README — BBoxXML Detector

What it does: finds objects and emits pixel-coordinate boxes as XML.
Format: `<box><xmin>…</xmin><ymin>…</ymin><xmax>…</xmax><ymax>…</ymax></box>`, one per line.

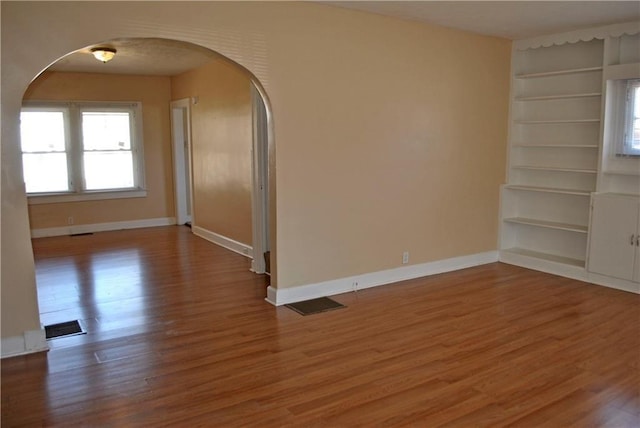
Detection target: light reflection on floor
<box><xmin>37</xmin><ymin>248</ymin><xmax>147</xmax><ymax>346</ymax></box>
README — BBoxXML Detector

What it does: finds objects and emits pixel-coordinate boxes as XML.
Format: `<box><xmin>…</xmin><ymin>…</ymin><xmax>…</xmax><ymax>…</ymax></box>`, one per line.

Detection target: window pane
<box><xmin>84</xmin><ymin>151</ymin><xmax>134</xmax><ymax>190</ymax></box>
<box><xmin>20</xmin><ymin>111</ymin><xmax>66</xmax><ymax>152</ymax></box>
<box><xmin>633</xmin><ymin>118</ymin><xmax>640</xmax><ymax>150</ymax></box>
<box><xmin>82</xmin><ymin>112</ymin><xmax>131</xmax><ymax>150</ymax></box>
<box><xmin>632</xmin><ymin>86</ymin><xmax>640</xmax><ymax>150</ymax></box>
<box><xmin>22</xmin><ymin>153</ymin><xmax>69</xmax><ymax>193</ymax></box>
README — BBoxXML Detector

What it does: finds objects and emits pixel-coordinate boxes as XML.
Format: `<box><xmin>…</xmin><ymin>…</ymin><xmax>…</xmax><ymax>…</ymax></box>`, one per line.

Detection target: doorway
<box><xmin>171</xmin><ymin>98</ymin><xmax>193</xmax><ymax>226</ymax></box>
<box><xmin>15</xmin><ymin>38</ymin><xmax>277</xmax><ymax>355</ymax></box>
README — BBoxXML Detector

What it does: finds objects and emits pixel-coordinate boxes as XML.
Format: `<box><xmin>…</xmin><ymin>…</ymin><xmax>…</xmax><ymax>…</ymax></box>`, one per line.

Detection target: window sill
<box><xmin>27</xmin><ymin>189</ymin><xmax>147</xmax><ymax>205</ymax></box>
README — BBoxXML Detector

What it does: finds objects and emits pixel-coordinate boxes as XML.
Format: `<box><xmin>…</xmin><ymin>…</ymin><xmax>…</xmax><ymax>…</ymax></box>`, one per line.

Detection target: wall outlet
<box><xmin>67</xmin><ymin>216</ymin><xmax>74</xmax><ymax>225</ymax></box>
<box><xmin>402</xmin><ymin>251</ymin><xmax>409</xmax><ymax>264</ymax></box>
<box><xmin>352</xmin><ymin>281</ymin><xmax>358</xmax><ymax>292</ymax></box>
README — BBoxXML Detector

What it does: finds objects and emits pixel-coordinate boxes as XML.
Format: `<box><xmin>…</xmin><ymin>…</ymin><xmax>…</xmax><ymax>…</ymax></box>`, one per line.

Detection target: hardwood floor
<box><xmin>2</xmin><ymin>226</ymin><xmax>639</xmax><ymax>426</ymax></box>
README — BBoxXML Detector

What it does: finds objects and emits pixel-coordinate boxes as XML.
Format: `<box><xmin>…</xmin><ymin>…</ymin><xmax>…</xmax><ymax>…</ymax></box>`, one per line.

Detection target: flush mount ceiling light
<box><xmin>91</xmin><ymin>47</ymin><xmax>117</xmax><ymax>63</ymax></box>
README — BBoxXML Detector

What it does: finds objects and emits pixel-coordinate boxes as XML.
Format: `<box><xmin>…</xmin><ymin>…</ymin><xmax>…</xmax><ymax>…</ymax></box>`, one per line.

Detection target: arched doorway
<box><xmin>24</xmin><ymin>37</ymin><xmax>272</xmax><ymax>267</ymax></box>
<box><xmin>1</xmin><ymin>0</ymin><xmax>285</xmax><ymax>359</ymax></box>
<box><xmin>19</xmin><ymin>37</ymin><xmax>275</xmax><ymax>337</ymax></box>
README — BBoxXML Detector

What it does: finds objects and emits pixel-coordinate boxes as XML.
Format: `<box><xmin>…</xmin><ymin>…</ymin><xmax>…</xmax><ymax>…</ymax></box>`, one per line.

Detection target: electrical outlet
<box><xmin>68</xmin><ymin>216</ymin><xmax>74</xmax><ymax>225</ymax></box>
<box><xmin>402</xmin><ymin>251</ymin><xmax>409</xmax><ymax>264</ymax></box>
<box><xmin>352</xmin><ymin>281</ymin><xmax>358</xmax><ymax>292</ymax></box>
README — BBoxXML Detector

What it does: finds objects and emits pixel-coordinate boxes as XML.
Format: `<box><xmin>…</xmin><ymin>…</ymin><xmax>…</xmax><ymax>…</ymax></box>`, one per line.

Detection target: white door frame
<box><xmin>251</xmin><ymin>84</ymin><xmax>269</xmax><ymax>274</ymax></box>
<box><xmin>170</xmin><ymin>98</ymin><xmax>194</xmax><ymax>226</ymax></box>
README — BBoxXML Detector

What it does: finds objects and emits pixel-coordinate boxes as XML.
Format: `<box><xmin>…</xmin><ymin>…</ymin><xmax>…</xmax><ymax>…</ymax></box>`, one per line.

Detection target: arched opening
<box><xmin>19</xmin><ymin>37</ymin><xmax>275</xmax><ymax>339</ymax></box>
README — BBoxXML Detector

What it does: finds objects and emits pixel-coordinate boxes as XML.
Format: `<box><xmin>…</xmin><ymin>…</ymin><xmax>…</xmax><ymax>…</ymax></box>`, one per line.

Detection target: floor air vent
<box><xmin>285</xmin><ymin>297</ymin><xmax>346</xmax><ymax>316</ymax></box>
<box><xmin>45</xmin><ymin>320</ymin><xmax>85</xmax><ymax>339</ymax></box>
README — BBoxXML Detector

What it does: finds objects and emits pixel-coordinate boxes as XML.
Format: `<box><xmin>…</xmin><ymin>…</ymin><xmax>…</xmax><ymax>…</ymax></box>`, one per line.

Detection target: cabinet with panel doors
<box><xmin>588</xmin><ymin>193</ymin><xmax>640</xmax><ymax>284</ymax></box>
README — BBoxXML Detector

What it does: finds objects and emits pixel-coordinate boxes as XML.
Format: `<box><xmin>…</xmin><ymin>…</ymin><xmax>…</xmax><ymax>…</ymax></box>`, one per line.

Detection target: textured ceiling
<box><xmin>323</xmin><ymin>1</ymin><xmax>640</xmax><ymax>40</ymax></box>
<box><xmin>47</xmin><ymin>3</ymin><xmax>640</xmax><ymax>77</ymax></box>
<box><xmin>49</xmin><ymin>38</ymin><xmax>218</xmax><ymax>76</ymax></box>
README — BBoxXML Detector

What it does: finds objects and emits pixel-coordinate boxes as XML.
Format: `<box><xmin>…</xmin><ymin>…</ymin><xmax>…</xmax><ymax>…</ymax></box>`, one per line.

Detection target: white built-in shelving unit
<box><xmin>500</xmin><ymin>21</ymin><xmax>640</xmax><ymax>293</ymax></box>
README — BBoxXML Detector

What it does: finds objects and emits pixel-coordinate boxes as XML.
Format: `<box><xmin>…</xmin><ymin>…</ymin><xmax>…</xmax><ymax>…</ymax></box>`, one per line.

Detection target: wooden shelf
<box><xmin>515</xmin><ymin>93</ymin><xmax>601</xmax><ymax>102</ymax></box>
<box><xmin>515</xmin><ymin>66</ymin><xmax>603</xmax><ymax>79</ymax></box>
<box><xmin>512</xmin><ymin>144</ymin><xmax>598</xmax><ymax>149</ymax></box>
<box><xmin>504</xmin><ymin>185</ymin><xmax>591</xmax><ymax>196</ymax></box>
<box><xmin>504</xmin><ymin>217</ymin><xmax>588</xmax><ymax>233</ymax></box>
<box><xmin>512</xmin><ymin>165</ymin><xmax>598</xmax><ymax>174</ymax></box>
<box><xmin>501</xmin><ymin>247</ymin><xmax>585</xmax><ymax>268</ymax></box>
<box><xmin>515</xmin><ymin>119</ymin><xmax>600</xmax><ymax>124</ymax></box>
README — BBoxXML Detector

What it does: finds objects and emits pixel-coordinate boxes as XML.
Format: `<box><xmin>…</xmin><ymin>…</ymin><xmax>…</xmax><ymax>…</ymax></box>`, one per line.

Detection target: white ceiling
<box><xmin>324</xmin><ymin>1</ymin><xmax>640</xmax><ymax>40</ymax></box>
<box><xmin>47</xmin><ymin>2</ymin><xmax>640</xmax><ymax>76</ymax></box>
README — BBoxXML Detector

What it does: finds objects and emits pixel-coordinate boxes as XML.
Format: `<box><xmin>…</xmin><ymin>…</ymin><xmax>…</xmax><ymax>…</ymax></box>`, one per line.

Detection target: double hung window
<box><xmin>20</xmin><ymin>102</ymin><xmax>145</xmax><ymax>200</ymax></box>
<box><xmin>613</xmin><ymin>79</ymin><xmax>640</xmax><ymax>157</ymax></box>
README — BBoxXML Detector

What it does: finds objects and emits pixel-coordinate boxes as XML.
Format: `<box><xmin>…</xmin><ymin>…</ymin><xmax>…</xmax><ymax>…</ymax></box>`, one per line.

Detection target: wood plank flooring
<box><xmin>2</xmin><ymin>226</ymin><xmax>639</xmax><ymax>426</ymax></box>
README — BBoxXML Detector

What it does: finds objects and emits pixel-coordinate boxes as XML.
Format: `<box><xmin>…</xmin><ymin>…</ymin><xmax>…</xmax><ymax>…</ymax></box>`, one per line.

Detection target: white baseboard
<box><xmin>587</xmin><ymin>272</ymin><xmax>640</xmax><ymax>294</ymax></box>
<box><xmin>192</xmin><ymin>226</ymin><xmax>253</xmax><ymax>259</ymax></box>
<box><xmin>1</xmin><ymin>328</ymin><xmax>48</xmax><ymax>359</ymax></box>
<box><xmin>265</xmin><ymin>251</ymin><xmax>498</xmax><ymax>306</ymax></box>
<box><xmin>31</xmin><ymin>217</ymin><xmax>176</xmax><ymax>238</ymax></box>
<box><xmin>498</xmin><ymin>250</ymin><xmax>588</xmax><ymax>282</ymax></box>
<box><xmin>499</xmin><ymin>251</ymin><xmax>640</xmax><ymax>295</ymax></box>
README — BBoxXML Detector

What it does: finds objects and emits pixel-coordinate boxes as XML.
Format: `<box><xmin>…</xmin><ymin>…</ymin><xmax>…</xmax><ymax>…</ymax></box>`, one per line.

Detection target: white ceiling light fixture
<box><xmin>91</xmin><ymin>47</ymin><xmax>117</xmax><ymax>63</ymax></box>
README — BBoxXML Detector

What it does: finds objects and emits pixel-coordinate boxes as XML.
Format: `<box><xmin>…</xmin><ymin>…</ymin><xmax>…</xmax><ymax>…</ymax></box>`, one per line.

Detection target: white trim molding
<box><xmin>514</xmin><ymin>21</ymin><xmax>640</xmax><ymax>51</ymax></box>
<box><xmin>28</xmin><ymin>189</ymin><xmax>147</xmax><ymax>205</ymax></box>
<box><xmin>1</xmin><ymin>328</ymin><xmax>48</xmax><ymax>359</ymax></box>
<box><xmin>31</xmin><ymin>217</ymin><xmax>176</xmax><ymax>238</ymax></box>
<box><xmin>192</xmin><ymin>226</ymin><xmax>253</xmax><ymax>259</ymax></box>
<box><xmin>250</xmin><ymin>84</ymin><xmax>269</xmax><ymax>275</ymax></box>
<box><xmin>587</xmin><ymin>272</ymin><xmax>640</xmax><ymax>294</ymax></box>
<box><xmin>499</xmin><ymin>251</ymin><xmax>640</xmax><ymax>295</ymax></box>
<box><xmin>265</xmin><ymin>251</ymin><xmax>498</xmax><ymax>306</ymax></box>
<box><xmin>498</xmin><ymin>250</ymin><xmax>588</xmax><ymax>283</ymax></box>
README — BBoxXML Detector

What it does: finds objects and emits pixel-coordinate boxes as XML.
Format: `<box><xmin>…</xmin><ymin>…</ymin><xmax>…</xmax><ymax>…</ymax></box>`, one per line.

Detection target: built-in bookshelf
<box><xmin>501</xmin><ymin>39</ymin><xmax>603</xmax><ymax>271</ymax></box>
<box><xmin>500</xmin><ymin>22</ymin><xmax>640</xmax><ymax>290</ymax></box>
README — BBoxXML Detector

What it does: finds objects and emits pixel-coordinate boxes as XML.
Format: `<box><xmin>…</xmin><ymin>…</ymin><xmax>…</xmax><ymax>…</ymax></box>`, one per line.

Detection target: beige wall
<box><xmin>1</xmin><ymin>2</ymin><xmax>510</xmax><ymax>342</ymax></box>
<box><xmin>171</xmin><ymin>60</ymin><xmax>253</xmax><ymax>246</ymax></box>
<box><xmin>23</xmin><ymin>71</ymin><xmax>175</xmax><ymax>229</ymax></box>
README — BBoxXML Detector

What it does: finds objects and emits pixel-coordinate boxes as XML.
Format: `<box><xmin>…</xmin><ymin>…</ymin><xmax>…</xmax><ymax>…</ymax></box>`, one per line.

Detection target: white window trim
<box><xmin>620</xmin><ymin>79</ymin><xmax>640</xmax><ymax>157</ymax></box>
<box><xmin>602</xmin><ymin>76</ymin><xmax>640</xmax><ymax>176</ymax></box>
<box><xmin>610</xmin><ymin>79</ymin><xmax>640</xmax><ymax>158</ymax></box>
<box><xmin>22</xmin><ymin>100</ymin><xmax>146</xmax><ymax>203</ymax></box>
<box><xmin>27</xmin><ymin>189</ymin><xmax>148</xmax><ymax>205</ymax></box>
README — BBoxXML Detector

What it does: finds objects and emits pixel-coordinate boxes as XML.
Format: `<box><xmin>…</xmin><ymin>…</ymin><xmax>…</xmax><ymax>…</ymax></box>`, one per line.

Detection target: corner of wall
<box><xmin>1</xmin><ymin>328</ymin><xmax>48</xmax><ymax>359</ymax></box>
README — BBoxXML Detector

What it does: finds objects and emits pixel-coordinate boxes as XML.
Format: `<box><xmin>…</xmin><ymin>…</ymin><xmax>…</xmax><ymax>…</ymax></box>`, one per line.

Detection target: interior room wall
<box><xmin>23</xmin><ymin>71</ymin><xmax>175</xmax><ymax>230</ymax></box>
<box><xmin>171</xmin><ymin>60</ymin><xmax>253</xmax><ymax>246</ymax></box>
<box><xmin>1</xmin><ymin>1</ymin><xmax>510</xmax><ymax>346</ymax></box>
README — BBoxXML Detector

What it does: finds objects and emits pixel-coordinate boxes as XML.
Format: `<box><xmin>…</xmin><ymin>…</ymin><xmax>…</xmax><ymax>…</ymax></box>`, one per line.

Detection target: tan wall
<box><xmin>1</xmin><ymin>2</ymin><xmax>510</xmax><ymax>341</ymax></box>
<box><xmin>171</xmin><ymin>60</ymin><xmax>253</xmax><ymax>246</ymax></box>
<box><xmin>23</xmin><ymin>71</ymin><xmax>175</xmax><ymax>229</ymax></box>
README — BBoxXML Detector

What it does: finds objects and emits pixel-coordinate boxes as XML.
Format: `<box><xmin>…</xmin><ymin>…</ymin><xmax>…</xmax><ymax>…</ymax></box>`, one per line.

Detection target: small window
<box><xmin>616</xmin><ymin>79</ymin><xmax>640</xmax><ymax>157</ymax></box>
<box><xmin>20</xmin><ymin>102</ymin><xmax>145</xmax><ymax>199</ymax></box>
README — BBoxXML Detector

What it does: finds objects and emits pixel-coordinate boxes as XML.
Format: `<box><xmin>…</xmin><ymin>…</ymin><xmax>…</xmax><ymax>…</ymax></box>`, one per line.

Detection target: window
<box><xmin>20</xmin><ymin>109</ymin><xmax>70</xmax><ymax>193</ymax></box>
<box><xmin>20</xmin><ymin>102</ymin><xmax>145</xmax><ymax>200</ymax></box>
<box><xmin>614</xmin><ymin>79</ymin><xmax>640</xmax><ymax>157</ymax></box>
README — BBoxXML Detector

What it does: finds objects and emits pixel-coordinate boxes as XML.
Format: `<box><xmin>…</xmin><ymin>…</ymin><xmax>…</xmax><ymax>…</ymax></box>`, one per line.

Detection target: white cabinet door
<box><xmin>588</xmin><ymin>194</ymin><xmax>639</xmax><ymax>281</ymax></box>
